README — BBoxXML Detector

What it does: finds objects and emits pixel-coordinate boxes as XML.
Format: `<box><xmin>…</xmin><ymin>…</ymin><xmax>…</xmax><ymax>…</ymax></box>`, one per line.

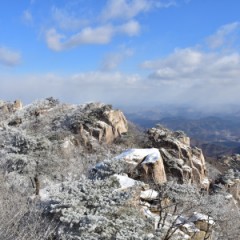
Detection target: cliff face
<box><xmin>147</xmin><ymin>126</ymin><xmax>209</xmax><ymax>188</ymax></box>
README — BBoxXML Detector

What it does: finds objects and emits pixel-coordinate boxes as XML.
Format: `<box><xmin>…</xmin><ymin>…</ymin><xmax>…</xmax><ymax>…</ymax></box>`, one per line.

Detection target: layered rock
<box><xmin>67</xmin><ymin>103</ymin><xmax>128</xmax><ymax>145</ymax></box>
<box><xmin>147</xmin><ymin>126</ymin><xmax>208</xmax><ymax>187</ymax></box>
<box><xmin>89</xmin><ymin>109</ymin><xmax>128</xmax><ymax>144</ymax></box>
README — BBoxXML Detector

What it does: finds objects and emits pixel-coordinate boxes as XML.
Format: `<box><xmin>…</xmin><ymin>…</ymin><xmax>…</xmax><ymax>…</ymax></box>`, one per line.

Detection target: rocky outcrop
<box><xmin>115</xmin><ymin>148</ymin><xmax>167</xmax><ymax>184</ymax></box>
<box><xmin>91</xmin><ymin>109</ymin><xmax>128</xmax><ymax>144</ymax></box>
<box><xmin>0</xmin><ymin>99</ymin><xmax>129</xmax><ymax>196</ymax></box>
<box><xmin>147</xmin><ymin>126</ymin><xmax>208</xmax><ymax>187</ymax></box>
<box><xmin>0</xmin><ymin>99</ymin><xmax>23</xmax><ymax>116</ymax></box>
<box><xmin>13</xmin><ymin>99</ymin><xmax>23</xmax><ymax>110</ymax></box>
<box><xmin>68</xmin><ymin>103</ymin><xmax>128</xmax><ymax>145</ymax></box>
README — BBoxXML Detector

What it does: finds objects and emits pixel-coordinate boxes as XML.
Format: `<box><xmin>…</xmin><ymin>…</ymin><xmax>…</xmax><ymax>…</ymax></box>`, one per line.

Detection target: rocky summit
<box><xmin>0</xmin><ymin>98</ymin><xmax>239</xmax><ymax>240</ymax></box>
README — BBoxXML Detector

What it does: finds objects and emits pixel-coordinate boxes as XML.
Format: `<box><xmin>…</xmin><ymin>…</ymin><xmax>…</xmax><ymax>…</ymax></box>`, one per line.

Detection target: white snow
<box><xmin>39</xmin><ymin>187</ymin><xmax>51</xmax><ymax>201</ymax></box>
<box><xmin>142</xmin><ymin>151</ymin><xmax>160</xmax><ymax>164</ymax></box>
<box><xmin>181</xmin><ymin>222</ymin><xmax>199</xmax><ymax>233</ymax></box>
<box><xmin>189</xmin><ymin>212</ymin><xmax>214</xmax><ymax>225</ymax></box>
<box><xmin>201</xmin><ymin>177</ymin><xmax>210</xmax><ymax>186</ymax></box>
<box><xmin>96</xmin><ymin>120</ymin><xmax>108</xmax><ymax>127</ymax></box>
<box><xmin>140</xmin><ymin>189</ymin><xmax>159</xmax><ymax>201</ymax></box>
<box><xmin>192</xmin><ymin>155</ymin><xmax>203</xmax><ymax>165</ymax></box>
<box><xmin>225</xmin><ymin>194</ymin><xmax>233</xmax><ymax>200</ymax></box>
<box><xmin>62</xmin><ymin>140</ymin><xmax>73</xmax><ymax>149</ymax></box>
<box><xmin>39</xmin><ymin>182</ymin><xmax>62</xmax><ymax>201</ymax></box>
<box><xmin>115</xmin><ymin>148</ymin><xmax>160</xmax><ymax>163</ymax></box>
<box><xmin>114</xmin><ymin>174</ymin><xmax>137</xmax><ymax>189</ymax></box>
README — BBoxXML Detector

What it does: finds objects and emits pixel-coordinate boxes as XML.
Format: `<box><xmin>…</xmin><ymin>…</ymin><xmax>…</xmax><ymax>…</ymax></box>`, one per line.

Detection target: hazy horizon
<box><xmin>1</xmin><ymin>0</ymin><xmax>240</xmax><ymax>113</ymax></box>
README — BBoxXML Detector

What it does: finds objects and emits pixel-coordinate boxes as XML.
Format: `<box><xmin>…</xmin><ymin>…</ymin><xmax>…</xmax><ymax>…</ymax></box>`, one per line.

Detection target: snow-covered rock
<box><xmin>115</xmin><ymin>148</ymin><xmax>167</xmax><ymax>184</ymax></box>
<box><xmin>147</xmin><ymin>126</ymin><xmax>209</xmax><ymax>187</ymax></box>
<box><xmin>114</xmin><ymin>174</ymin><xmax>137</xmax><ymax>189</ymax></box>
<box><xmin>115</xmin><ymin>148</ymin><xmax>159</xmax><ymax>165</ymax></box>
<box><xmin>140</xmin><ymin>189</ymin><xmax>159</xmax><ymax>201</ymax></box>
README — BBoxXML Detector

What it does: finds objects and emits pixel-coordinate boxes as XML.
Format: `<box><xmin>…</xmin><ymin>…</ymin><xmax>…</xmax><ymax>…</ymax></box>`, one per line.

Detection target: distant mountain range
<box><xmin>126</xmin><ymin>110</ymin><xmax>240</xmax><ymax>158</ymax></box>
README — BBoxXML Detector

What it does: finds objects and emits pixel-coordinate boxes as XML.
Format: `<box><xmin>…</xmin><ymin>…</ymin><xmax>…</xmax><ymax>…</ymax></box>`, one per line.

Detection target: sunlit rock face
<box><xmin>114</xmin><ymin>148</ymin><xmax>167</xmax><ymax>184</ymax></box>
<box><xmin>147</xmin><ymin>126</ymin><xmax>208</xmax><ymax>187</ymax></box>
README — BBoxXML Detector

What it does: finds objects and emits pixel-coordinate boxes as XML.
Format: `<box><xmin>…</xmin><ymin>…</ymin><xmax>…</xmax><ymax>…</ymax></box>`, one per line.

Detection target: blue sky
<box><xmin>1</xmin><ymin>0</ymin><xmax>240</xmax><ymax>111</ymax></box>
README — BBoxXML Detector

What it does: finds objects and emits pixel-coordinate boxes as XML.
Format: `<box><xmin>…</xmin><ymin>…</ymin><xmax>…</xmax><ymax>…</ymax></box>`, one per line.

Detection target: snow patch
<box><xmin>114</xmin><ymin>174</ymin><xmax>136</xmax><ymax>189</ymax></box>
<box><xmin>115</xmin><ymin>148</ymin><xmax>160</xmax><ymax>163</ymax></box>
<box><xmin>142</xmin><ymin>151</ymin><xmax>160</xmax><ymax>164</ymax></box>
<box><xmin>189</xmin><ymin>212</ymin><xmax>214</xmax><ymax>225</ymax></box>
<box><xmin>140</xmin><ymin>189</ymin><xmax>159</xmax><ymax>201</ymax></box>
<box><xmin>62</xmin><ymin>140</ymin><xmax>73</xmax><ymax>149</ymax></box>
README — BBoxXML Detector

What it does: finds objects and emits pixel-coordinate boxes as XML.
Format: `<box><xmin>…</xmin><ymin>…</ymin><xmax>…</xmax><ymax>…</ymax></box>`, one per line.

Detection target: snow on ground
<box><xmin>115</xmin><ymin>148</ymin><xmax>160</xmax><ymax>163</ymax></box>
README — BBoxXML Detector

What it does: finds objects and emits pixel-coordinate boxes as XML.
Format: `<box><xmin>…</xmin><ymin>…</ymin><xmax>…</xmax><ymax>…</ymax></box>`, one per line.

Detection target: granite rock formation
<box><xmin>114</xmin><ymin>148</ymin><xmax>167</xmax><ymax>184</ymax></box>
<box><xmin>147</xmin><ymin>126</ymin><xmax>209</xmax><ymax>188</ymax></box>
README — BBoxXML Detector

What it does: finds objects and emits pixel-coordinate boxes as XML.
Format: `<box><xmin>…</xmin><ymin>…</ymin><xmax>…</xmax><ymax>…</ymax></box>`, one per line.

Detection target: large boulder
<box><xmin>115</xmin><ymin>148</ymin><xmax>167</xmax><ymax>184</ymax></box>
<box><xmin>147</xmin><ymin>126</ymin><xmax>208</xmax><ymax>187</ymax></box>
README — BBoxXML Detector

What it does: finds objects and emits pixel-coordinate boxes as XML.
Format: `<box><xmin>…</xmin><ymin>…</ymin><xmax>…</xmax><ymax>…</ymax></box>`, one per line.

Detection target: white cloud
<box><xmin>45</xmin><ymin>21</ymin><xmax>140</xmax><ymax>51</ymax></box>
<box><xmin>140</xmin><ymin>43</ymin><xmax>240</xmax><ymax>109</ymax></box>
<box><xmin>71</xmin><ymin>71</ymin><xmax>140</xmax><ymax>86</ymax></box>
<box><xmin>45</xmin><ymin>29</ymin><xmax>65</xmax><ymax>51</ymax></box>
<box><xmin>207</xmin><ymin>22</ymin><xmax>240</xmax><ymax>49</ymax></box>
<box><xmin>143</xmin><ymin>48</ymin><xmax>203</xmax><ymax>72</ymax></box>
<box><xmin>101</xmin><ymin>0</ymin><xmax>175</xmax><ymax>21</ymax></box>
<box><xmin>52</xmin><ymin>7</ymin><xmax>88</xmax><ymax>31</ymax></box>
<box><xmin>22</xmin><ymin>10</ymin><xmax>33</xmax><ymax>23</ymax></box>
<box><xmin>0</xmin><ymin>71</ymin><xmax>142</xmax><ymax>105</ymax></box>
<box><xmin>101</xmin><ymin>48</ymin><xmax>134</xmax><ymax>70</ymax></box>
<box><xmin>0</xmin><ymin>47</ymin><xmax>21</xmax><ymax>66</ymax></box>
<box><xmin>117</xmin><ymin>20</ymin><xmax>140</xmax><ymax>36</ymax></box>
<box><xmin>143</xmin><ymin>48</ymin><xmax>240</xmax><ymax>82</ymax></box>
<box><xmin>138</xmin><ymin>22</ymin><xmax>240</xmax><ymax>110</ymax></box>
<box><xmin>142</xmin><ymin>22</ymin><xmax>240</xmax><ymax>87</ymax></box>
<box><xmin>67</xmin><ymin>25</ymin><xmax>114</xmax><ymax>45</ymax></box>
<box><xmin>45</xmin><ymin>25</ymin><xmax>113</xmax><ymax>51</ymax></box>
<box><xmin>43</xmin><ymin>0</ymin><xmax>176</xmax><ymax>51</ymax></box>
<box><xmin>101</xmin><ymin>0</ymin><xmax>151</xmax><ymax>21</ymax></box>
